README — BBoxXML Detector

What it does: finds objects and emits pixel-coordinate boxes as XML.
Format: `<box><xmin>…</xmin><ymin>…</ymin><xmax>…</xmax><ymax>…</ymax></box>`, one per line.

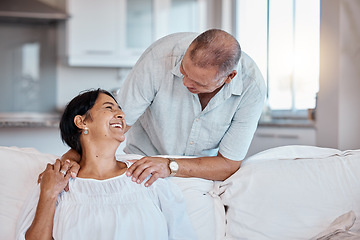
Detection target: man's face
<box><xmin>180</xmin><ymin>53</ymin><xmax>227</xmax><ymax>94</ymax></box>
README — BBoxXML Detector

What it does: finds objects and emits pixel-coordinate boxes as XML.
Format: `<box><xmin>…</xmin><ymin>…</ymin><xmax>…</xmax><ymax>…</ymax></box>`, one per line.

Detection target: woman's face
<box><xmin>84</xmin><ymin>93</ymin><xmax>126</xmax><ymax>143</ymax></box>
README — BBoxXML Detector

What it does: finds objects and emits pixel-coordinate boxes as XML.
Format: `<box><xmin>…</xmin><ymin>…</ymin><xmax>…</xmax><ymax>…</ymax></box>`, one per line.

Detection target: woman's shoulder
<box><xmin>115</xmin><ymin>154</ymin><xmax>144</xmax><ymax>165</ymax></box>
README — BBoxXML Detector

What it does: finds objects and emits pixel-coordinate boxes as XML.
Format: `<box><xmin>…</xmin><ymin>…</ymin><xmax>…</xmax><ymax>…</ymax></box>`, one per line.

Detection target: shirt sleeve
<box><xmin>118</xmin><ymin>46</ymin><xmax>161</xmax><ymax>126</ymax></box>
<box><xmin>15</xmin><ymin>185</ymin><xmax>41</xmax><ymax>240</ymax></box>
<box><xmin>219</xmin><ymin>76</ymin><xmax>266</xmax><ymax>161</ymax></box>
<box><xmin>155</xmin><ymin>179</ymin><xmax>198</xmax><ymax>240</ymax></box>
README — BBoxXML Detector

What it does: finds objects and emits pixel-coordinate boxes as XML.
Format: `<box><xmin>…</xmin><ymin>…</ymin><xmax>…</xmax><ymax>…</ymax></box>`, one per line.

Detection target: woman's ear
<box><xmin>74</xmin><ymin>115</ymin><xmax>86</xmax><ymax>130</ymax></box>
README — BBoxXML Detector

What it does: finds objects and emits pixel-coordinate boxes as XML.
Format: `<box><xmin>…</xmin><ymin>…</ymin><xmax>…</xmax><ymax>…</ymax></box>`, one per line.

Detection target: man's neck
<box><xmin>198</xmin><ymin>86</ymin><xmax>222</xmax><ymax>110</ymax></box>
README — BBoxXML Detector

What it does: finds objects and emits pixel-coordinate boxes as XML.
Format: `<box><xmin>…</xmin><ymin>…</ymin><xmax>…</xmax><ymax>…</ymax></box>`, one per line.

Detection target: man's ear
<box><xmin>225</xmin><ymin>70</ymin><xmax>237</xmax><ymax>84</ymax></box>
<box><xmin>74</xmin><ymin>115</ymin><xmax>86</xmax><ymax>130</ymax></box>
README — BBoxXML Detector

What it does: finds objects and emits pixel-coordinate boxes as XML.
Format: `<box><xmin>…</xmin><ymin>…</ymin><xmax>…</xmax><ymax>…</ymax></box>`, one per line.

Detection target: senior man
<box><xmin>61</xmin><ymin>29</ymin><xmax>266</xmax><ymax>187</ymax></box>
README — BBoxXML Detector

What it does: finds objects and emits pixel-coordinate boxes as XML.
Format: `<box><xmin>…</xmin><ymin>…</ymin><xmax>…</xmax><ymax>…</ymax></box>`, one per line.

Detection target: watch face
<box><xmin>170</xmin><ymin>161</ymin><xmax>179</xmax><ymax>171</ymax></box>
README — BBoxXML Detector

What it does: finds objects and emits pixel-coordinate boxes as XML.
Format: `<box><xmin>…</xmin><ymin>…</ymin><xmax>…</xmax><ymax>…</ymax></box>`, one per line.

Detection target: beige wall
<box><xmin>317</xmin><ymin>0</ymin><xmax>360</xmax><ymax>150</ymax></box>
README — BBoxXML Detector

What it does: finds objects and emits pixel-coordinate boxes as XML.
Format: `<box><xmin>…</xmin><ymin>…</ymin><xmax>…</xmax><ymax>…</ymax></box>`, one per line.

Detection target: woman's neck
<box><xmin>78</xmin><ymin>145</ymin><xmax>127</xmax><ymax>180</ymax></box>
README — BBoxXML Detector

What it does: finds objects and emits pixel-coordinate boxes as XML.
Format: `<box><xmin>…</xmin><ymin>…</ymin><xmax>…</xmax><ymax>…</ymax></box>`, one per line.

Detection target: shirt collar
<box><xmin>171</xmin><ymin>56</ymin><xmax>243</xmax><ymax>96</ymax></box>
<box><xmin>227</xmin><ymin>66</ymin><xmax>243</xmax><ymax>96</ymax></box>
<box><xmin>171</xmin><ymin>56</ymin><xmax>184</xmax><ymax>78</ymax></box>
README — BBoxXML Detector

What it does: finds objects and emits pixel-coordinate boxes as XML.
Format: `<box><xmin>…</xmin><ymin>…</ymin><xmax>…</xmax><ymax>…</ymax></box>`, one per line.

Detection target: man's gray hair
<box><xmin>189</xmin><ymin>29</ymin><xmax>241</xmax><ymax>78</ymax></box>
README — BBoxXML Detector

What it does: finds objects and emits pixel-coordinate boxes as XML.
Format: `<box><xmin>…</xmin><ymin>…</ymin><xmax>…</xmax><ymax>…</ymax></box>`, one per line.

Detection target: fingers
<box><xmin>57</xmin><ymin>165</ymin><xmax>71</xmax><ymax>194</ymax></box>
<box><xmin>60</xmin><ymin>158</ymin><xmax>80</xmax><ymax>178</ymax></box>
<box><xmin>58</xmin><ymin>163</ymin><xmax>72</xmax><ymax>193</ymax></box>
<box><xmin>59</xmin><ymin>159</ymin><xmax>71</xmax><ymax>176</ymax></box>
<box><xmin>54</xmin><ymin>158</ymin><xmax>78</xmax><ymax>178</ymax></box>
<box><xmin>37</xmin><ymin>172</ymin><xmax>44</xmax><ymax>184</ymax></box>
<box><xmin>38</xmin><ymin>163</ymin><xmax>53</xmax><ymax>183</ymax></box>
<box><xmin>64</xmin><ymin>170</ymin><xmax>72</xmax><ymax>181</ymax></box>
<box><xmin>54</xmin><ymin>159</ymin><xmax>61</xmax><ymax>171</ymax></box>
<box><xmin>68</xmin><ymin>161</ymin><xmax>80</xmax><ymax>178</ymax></box>
<box><xmin>46</xmin><ymin>162</ymin><xmax>54</xmax><ymax>170</ymax></box>
<box><xmin>62</xmin><ymin>168</ymin><xmax>73</xmax><ymax>192</ymax></box>
<box><xmin>126</xmin><ymin>160</ymin><xmax>138</xmax><ymax>177</ymax></box>
<box><xmin>39</xmin><ymin>160</ymin><xmax>72</xmax><ymax>197</ymax></box>
<box><xmin>133</xmin><ymin>164</ymin><xmax>155</xmax><ymax>184</ymax></box>
<box><xmin>126</xmin><ymin>158</ymin><xmax>155</xmax><ymax>178</ymax></box>
<box><xmin>126</xmin><ymin>157</ymin><xmax>169</xmax><ymax>187</ymax></box>
<box><xmin>127</xmin><ymin>159</ymin><xmax>150</xmax><ymax>183</ymax></box>
<box><xmin>64</xmin><ymin>183</ymin><xmax>70</xmax><ymax>192</ymax></box>
<box><xmin>144</xmin><ymin>173</ymin><xmax>160</xmax><ymax>187</ymax></box>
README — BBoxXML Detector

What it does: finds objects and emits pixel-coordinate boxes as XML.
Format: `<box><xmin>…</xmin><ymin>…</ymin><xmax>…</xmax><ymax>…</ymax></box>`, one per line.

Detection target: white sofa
<box><xmin>1</xmin><ymin>145</ymin><xmax>360</xmax><ymax>240</ymax></box>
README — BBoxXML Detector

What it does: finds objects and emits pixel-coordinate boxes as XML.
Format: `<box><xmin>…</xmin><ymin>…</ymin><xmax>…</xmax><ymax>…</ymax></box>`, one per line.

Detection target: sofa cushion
<box><xmin>220</xmin><ymin>145</ymin><xmax>360</xmax><ymax>240</ymax></box>
<box><xmin>0</xmin><ymin>146</ymin><xmax>58</xmax><ymax>240</ymax></box>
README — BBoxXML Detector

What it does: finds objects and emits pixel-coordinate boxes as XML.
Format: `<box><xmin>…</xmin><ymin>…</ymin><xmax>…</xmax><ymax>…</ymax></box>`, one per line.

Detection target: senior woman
<box><xmin>16</xmin><ymin>89</ymin><xmax>196</xmax><ymax>240</ymax></box>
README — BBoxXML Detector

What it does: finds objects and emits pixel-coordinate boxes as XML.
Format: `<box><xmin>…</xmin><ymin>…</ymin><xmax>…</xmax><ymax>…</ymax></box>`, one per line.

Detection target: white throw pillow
<box><xmin>0</xmin><ymin>146</ymin><xmax>57</xmax><ymax>240</ymax></box>
<box><xmin>220</xmin><ymin>145</ymin><xmax>360</xmax><ymax>240</ymax></box>
<box><xmin>244</xmin><ymin>145</ymin><xmax>344</xmax><ymax>162</ymax></box>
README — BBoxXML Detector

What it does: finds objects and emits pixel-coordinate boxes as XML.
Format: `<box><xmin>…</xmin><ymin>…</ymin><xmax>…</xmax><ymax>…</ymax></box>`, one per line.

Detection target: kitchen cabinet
<box><xmin>63</xmin><ymin>0</ymin><xmax>207</xmax><ymax>67</ymax></box>
<box><xmin>246</xmin><ymin>126</ymin><xmax>316</xmax><ymax>157</ymax></box>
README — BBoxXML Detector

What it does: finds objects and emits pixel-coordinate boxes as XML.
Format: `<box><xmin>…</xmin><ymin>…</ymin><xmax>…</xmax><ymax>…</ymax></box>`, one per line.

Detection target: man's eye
<box><xmin>106</xmin><ymin>106</ymin><xmax>112</xmax><ymax>109</ymax></box>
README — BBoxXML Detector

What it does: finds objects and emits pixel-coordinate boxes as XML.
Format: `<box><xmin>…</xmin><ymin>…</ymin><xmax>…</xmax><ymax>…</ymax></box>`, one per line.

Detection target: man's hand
<box><xmin>38</xmin><ymin>158</ymin><xmax>80</xmax><ymax>192</ymax></box>
<box><xmin>126</xmin><ymin>157</ymin><xmax>171</xmax><ymax>187</ymax></box>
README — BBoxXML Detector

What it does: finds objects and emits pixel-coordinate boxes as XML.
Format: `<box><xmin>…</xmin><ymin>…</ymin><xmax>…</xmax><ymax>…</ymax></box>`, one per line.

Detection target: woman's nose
<box><xmin>115</xmin><ymin>110</ymin><xmax>125</xmax><ymax>119</ymax></box>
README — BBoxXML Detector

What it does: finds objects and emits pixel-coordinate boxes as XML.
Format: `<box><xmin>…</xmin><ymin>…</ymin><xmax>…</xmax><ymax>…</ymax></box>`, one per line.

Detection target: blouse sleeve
<box><xmin>15</xmin><ymin>185</ymin><xmax>41</xmax><ymax>240</ymax></box>
<box><xmin>155</xmin><ymin>179</ymin><xmax>198</xmax><ymax>240</ymax></box>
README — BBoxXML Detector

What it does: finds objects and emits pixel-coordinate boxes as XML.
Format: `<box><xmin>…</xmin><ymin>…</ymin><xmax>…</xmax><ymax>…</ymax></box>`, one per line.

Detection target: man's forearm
<box><xmin>175</xmin><ymin>154</ymin><xmax>241</xmax><ymax>181</ymax></box>
<box><xmin>61</xmin><ymin>148</ymin><xmax>80</xmax><ymax>163</ymax></box>
<box><xmin>126</xmin><ymin>153</ymin><xmax>242</xmax><ymax>187</ymax></box>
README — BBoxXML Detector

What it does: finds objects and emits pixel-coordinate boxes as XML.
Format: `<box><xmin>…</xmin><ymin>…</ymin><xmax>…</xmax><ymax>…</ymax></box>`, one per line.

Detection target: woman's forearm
<box><xmin>25</xmin><ymin>193</ymin><xmax>57</xmax><ymax>240</ymax></box>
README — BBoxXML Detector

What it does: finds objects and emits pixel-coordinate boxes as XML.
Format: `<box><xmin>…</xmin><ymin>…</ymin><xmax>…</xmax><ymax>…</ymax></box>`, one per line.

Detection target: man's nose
<box><xmin>183</xmin><ymin>76</ymin><xmax>193</xmax><ymax>88</ymax></box>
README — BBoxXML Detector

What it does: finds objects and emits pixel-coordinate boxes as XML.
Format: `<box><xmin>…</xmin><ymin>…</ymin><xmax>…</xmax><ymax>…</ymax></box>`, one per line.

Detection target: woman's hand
<box><xmin>38</xmin><ymin>158</ymin><xmax>80</xmax><ymax>192</ymax></box>
<box><xmin>39</xmin><ymin>159</ymin><xmax>72</xmax><ymax>199</ymax></box>
<box><xmin>25</xmin><ymin>159</ymin><xmax>71</xmax><ymax>240</ymax></box>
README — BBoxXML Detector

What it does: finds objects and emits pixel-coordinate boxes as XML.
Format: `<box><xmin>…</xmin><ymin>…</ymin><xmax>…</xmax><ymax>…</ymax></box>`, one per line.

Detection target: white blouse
<box><xmin>16</xmin><ymin>161</ymin><xmax>197</xmax><ymax>240</ymax></box>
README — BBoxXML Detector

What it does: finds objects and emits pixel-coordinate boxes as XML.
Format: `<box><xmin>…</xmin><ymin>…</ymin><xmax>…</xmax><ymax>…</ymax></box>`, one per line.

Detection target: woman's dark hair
<box><xmin>60</xmin><ymin>89</ymin><xmax>118</xmax><ymax>156</ymax></box>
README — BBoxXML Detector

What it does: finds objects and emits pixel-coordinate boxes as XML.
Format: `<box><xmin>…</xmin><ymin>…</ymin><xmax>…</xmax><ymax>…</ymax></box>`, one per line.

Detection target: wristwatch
<box><xmin>168</xmin><ymin>158</ymin><xmax>179</xmax><ymax>177</ymax></box>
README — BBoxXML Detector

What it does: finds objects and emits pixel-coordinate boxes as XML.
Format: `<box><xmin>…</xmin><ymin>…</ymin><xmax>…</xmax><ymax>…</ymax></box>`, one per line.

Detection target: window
<box><xmin>235</xmin><ymin>0</ymin><xmax>320</xmax><ymax>113</ymax></box>
<box><xmin>0</xmin><ymin>24</ymin><xmax>57</xmax><ymax>113</ymax></box>
<box><xmin>126</xmin><ymin>0</ymin><xmax>207</xmax><ymax>50</ymax></box>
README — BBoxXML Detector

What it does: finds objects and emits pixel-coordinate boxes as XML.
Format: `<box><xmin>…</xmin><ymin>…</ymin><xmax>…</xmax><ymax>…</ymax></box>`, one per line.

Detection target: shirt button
<box><xmin>196</xmin><ymin>118</ymin><xmax>200</xmax><ymax>122</ymax></box>
<box><xmin>190</xmin><ymin>141</ymin><xmax>194</xmax><ymax>145</ymax></box>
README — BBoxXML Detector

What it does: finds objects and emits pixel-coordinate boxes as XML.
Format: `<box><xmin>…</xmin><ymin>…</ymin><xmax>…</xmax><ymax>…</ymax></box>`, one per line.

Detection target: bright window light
<box><xmin>236</xmin><ymin>0</ymin><xmax>320</xmax><ymax>111</ymax></box>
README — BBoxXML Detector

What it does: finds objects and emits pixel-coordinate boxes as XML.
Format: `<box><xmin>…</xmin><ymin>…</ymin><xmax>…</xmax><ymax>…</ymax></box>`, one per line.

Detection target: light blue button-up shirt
<box><xmin>118</xmin><ymin>32</ymin><xmax>266</xmax><ymax>161</ymax></box>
